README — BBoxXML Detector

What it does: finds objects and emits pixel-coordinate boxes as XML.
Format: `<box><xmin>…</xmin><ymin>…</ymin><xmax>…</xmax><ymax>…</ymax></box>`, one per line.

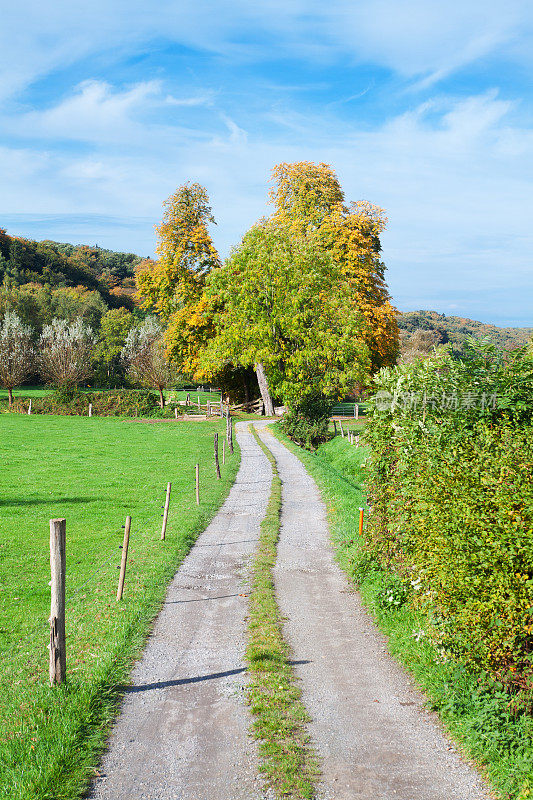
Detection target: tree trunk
<box><xmin>255</xmin><ymin>363</ymin><xmax>274</xmax><ymax>416</ymax></box>
<box><xmin>158</xmin><ymin>387</ymin><xmax>165</xmax><ymax>409</ymax></box>
<box><xmin>8</xmin><ymin>387</ymin><xmax>13</xmax><ymax>407</ymax></box>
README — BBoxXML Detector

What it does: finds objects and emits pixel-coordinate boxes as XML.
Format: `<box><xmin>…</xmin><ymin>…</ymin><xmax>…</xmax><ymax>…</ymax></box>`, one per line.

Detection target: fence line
<box><xmin>2</xmin><ymin>415</ymin><xmax>238</xmax><ymax>687</ymax></box>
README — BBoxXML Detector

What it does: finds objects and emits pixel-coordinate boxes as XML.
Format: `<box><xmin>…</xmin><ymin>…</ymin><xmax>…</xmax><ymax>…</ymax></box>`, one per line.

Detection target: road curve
<box><xmin>90</xmin><ymin>421</ymin><xmax>272</xmax><ymax>800</ymax></box>
<box><xmin>255</xmin><ymin>423</ymin><xmax>490</xmax><ymax>800</ymax></box>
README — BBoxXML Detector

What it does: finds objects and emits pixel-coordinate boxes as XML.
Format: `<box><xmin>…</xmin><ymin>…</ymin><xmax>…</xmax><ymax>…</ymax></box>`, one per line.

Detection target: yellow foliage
<box><xmin>270</xmin><ymin>162</ymin><xmax>399</xmax><ymax>370</ymax></box>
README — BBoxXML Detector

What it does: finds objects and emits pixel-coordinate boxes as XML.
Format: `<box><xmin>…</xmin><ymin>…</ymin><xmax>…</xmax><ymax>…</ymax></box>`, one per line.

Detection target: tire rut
<box><xmin>255</xmin><ymin>424</ymin><xmax>491</xmax><ymax>800</ymax></box>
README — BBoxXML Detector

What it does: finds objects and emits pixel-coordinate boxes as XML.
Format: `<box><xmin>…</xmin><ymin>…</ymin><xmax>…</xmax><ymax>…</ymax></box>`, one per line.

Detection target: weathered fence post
<box><xmin>88</xmin><ymin>403</ymin><xmax>92</xmax><ymax>417</ymax></box>
<box><xmin>339</xmin><ymin>419</ymin><xmax>344</xmax><ymax>438</ymax></box>
<box><xmin>222</xmin><ymin>437</ymin><xmax>226</xmax><ymax>464</ymax></box>
<box><xmin>226</xmin><ymin>405</ymin><xmax>234</xmax><ymax>453</ymax></box>
<box><xmin>207</xmin><ymin>400</ymin><xmax>211</xmax><ymax>416</ymax></box>
<box><xmin>116</xmin><ymin>516</ymin><xmax>131</xmax><ymax>601</ymax></box>
<box><xmin>355</xmin><ymin>403</ymin><xmax>359</xmax><ymax>420</ymax></box>
<box><xmin>161</xmin><ymin>483</ymin><xmax>171</xmax><ymax>540</ymax></box>
<box><xmin>174</xmin><ymin>407</ymin><xmax>178</xmax><ymax>419</ymax></box>
<box><xmin>195</xmin><ymin>464</ymin><xmax>200</xmax><ymax>505</ymax></box>
<box><xmin>358</xmin><ymin>507</ymin><xmax>364</xmax><ymax>538</ymax></box>
<box><xmin>49</xmin><ymin>518</ymin><xmax>66</xmax><ymax>686</ymax></box>
<box><xmin>214</xmin><ymin>433</ymin><xmax>221</xmax><ymax>479</ymax></box>
<box><xmin>197</xmin><ymin>394</ymin><xmax>200</xmax><ymax>410</ymax></box>
<box><xmin>186</xmin><ymin>392</ymin><xmax>190</xmax><ymax>406</ymax></box>
<box><xmin>333</xmin><ymin>420</ymin><xmax>337</xmax><ymax>436</ymax></box>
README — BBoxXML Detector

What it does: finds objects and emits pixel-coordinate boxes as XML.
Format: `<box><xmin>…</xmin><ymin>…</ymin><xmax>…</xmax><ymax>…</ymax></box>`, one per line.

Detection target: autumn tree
<box><xmin>39</xmin><ymin>317</ymin><xmax>94</xmax><ymax>387</ymax></box>
<box><xmin>270</xmin><ymin>161</ymin><xmax>399</xmax><ymax>371</ymax></box>
<box><xmin>200</xmin><ymin>221</ymin><xmax>370</xmax><ymax>410</ymax></box>
<box><xmin>0</xmin><ymin>312</ymin><xmax>34</xmax><ymax>406</ymax></box>
<box><xmin>136</xmin><ymin>183</ymin><xmax>220</xmax><ymax>377</ymax></box>
<box><xmin>122</xmin><ymin>317</ymin><xmax>178</xmax><ymax>409</ymax></box>
<box><xmin>399</xmin><ymin>328</ymin><xmax>441</xmax><ymax>363</ymax></box>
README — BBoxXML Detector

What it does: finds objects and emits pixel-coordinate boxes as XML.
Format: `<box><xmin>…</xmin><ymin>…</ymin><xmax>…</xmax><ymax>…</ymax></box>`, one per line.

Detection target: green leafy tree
<box><xmin>201</xmin><ymin>221</ymin><xmax>370</xmax><ymax>410</ymax></box>
<box><xmin>92</xmin><ymin>308</ymin><xmax>135</xmax><ymax>387</ymax></box>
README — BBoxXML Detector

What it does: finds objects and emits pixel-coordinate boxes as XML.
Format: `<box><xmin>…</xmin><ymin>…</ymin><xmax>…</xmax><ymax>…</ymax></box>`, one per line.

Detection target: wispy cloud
<box><xmin>0</xmin><ymin>1</ymin><xmax>532</xmax><ymax>324</ymax></box>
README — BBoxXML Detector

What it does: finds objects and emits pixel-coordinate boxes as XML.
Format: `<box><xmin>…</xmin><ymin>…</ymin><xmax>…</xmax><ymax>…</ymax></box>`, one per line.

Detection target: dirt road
<box><xmin>90</xmin><ymin>420</ymin><xmax>490</xmax><ymax>800</ymax></box>
<box><xmin>90</xmin><ymin>422</ymin><xmax>272</xmax><ymax>800</ymax></box>
<box><xmin>256</xmin><ymin>424</ymin><xmax>490</xmax><ymax>800</ymax></box>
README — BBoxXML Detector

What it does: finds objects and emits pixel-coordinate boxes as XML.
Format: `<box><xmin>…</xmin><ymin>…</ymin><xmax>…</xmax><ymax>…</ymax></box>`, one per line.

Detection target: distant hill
<box><xmin>0</xmin><ymin>229</ymin><xmax>153</xmax><ymax>310</ymax></box>
<box><xmin>398</xmin><ymin>310</ymin><xmax>532</xmax><ymax>356</ymax></box>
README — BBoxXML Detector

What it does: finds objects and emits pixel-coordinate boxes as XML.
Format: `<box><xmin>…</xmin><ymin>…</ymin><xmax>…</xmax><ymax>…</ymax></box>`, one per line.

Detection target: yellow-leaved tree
<box><xmin>135</xmin><ymin>183</ymin><xmax>220</xmax><ymax>378</ymax></box>
<box><xmin>270</xmin><ymin>162</ymin><xmax>399</xmax><ymax>371</ymax></box>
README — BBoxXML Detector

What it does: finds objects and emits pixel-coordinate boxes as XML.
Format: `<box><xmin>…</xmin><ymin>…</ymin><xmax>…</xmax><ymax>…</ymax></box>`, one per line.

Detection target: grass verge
<box><xmin>0</xmin><ymin>414</ymin><xmax>240</xmax><ymax>800</ymax></box>
<box><xmin>270</xmin><ymin>428</ymin><xmax>533</xmax><ymax>800</ymax></box>
<box><xmin>246</xmin><ymin>425</ymin><xmax>319</xmax><ymax>800</ymax></box>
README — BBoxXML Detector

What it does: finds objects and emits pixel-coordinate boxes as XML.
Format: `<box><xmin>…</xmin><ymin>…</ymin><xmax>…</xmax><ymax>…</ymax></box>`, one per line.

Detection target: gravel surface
<box><xmin>89</xmin><ymin>422</ymin><xmax>272</xmax><ymax>800</ymax></box>
<box><xmin>256</xmin><ymin>424</ymin><xmax>491</xmax><ymax>800</ymax></box>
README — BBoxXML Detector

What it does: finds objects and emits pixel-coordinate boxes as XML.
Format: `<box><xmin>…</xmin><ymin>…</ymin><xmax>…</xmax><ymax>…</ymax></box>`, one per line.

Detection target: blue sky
<box><xmin>1</xmin><ymin>1</ymin><xmax>532</xmax><ymax>326</ymax></box>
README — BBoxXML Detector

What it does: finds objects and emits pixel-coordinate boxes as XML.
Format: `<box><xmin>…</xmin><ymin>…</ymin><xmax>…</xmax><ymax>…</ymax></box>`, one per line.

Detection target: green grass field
<box><xmin>0</xmin><ymin>414</ymin><xmax>239</xmax><ymax>800</ymax></box>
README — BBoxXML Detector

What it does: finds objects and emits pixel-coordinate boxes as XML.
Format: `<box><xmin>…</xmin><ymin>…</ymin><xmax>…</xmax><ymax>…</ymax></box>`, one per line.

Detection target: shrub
<box><xmin>281</xmin><ymin>392</ymin><xmax>332</xmax><ymax>449</ymax></box>
<box><xmin>363</xmin><ymin>348</ymin><xmax>533</xmax><ymax>706</ymax></box>
<box><xmin>9</xmin><ymin>389</ymin><xmax>165</xmax><ymax>417</ymax></box>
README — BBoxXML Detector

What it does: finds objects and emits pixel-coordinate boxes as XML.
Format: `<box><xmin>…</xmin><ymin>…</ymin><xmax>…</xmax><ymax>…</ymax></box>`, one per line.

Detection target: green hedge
<box><xmin>363</xmin><ymin>346</ymin><xmax>533</xmax><ymax>707</ymax></box>
<box><xmin>7</xmin><ymin>389</ymin><xmax>174</xmax><ymax>417</ymax></box>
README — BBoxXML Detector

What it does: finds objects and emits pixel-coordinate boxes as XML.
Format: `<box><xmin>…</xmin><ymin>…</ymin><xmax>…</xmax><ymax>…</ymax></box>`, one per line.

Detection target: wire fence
<box><xmin>1</xmin><ymin>419</ymin><xmax>236</xmax><ymax>687</ymax></box>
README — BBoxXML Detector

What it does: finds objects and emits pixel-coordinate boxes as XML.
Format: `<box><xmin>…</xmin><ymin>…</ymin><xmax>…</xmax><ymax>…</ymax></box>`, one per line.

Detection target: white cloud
<box><xmin>1</xmin><ymin>1</ymin><xmax>532</xmax><ymax>102</ymax></box>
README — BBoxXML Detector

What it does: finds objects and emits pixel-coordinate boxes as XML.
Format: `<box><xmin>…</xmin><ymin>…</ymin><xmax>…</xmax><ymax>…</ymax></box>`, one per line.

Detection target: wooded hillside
<box><xmin>399</xmin><ymin>309</ymin><xmax>532</xmax><ymax>355</ymax></box>
<box><xmin>0</xmin><ymin>229</ymin><xmax>153</xmax><ymax>311</ymax></box>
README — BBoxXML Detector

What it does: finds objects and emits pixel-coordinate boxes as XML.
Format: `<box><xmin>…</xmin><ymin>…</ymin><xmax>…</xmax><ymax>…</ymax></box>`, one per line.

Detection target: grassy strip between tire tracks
<box><xmin>246</xmin><ymin>425</ymin><xmax>319</xmax><ymax>799</ymax></box>
<box><xmin>270</xmin><ymin>426</ymin><xmax>533</xmax><ymax>800</ymax></box>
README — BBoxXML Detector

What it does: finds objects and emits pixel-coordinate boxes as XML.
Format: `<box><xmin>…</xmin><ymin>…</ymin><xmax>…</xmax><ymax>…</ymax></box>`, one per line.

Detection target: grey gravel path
<box><xmin>255</xmin><ymin>424</ymin><xmax>491</xmax><ymax>800</ymax></box>
<box><xmin>90</xmin><ymin>422</ymin><xmax>272</xmax><ymax>800</ymax></box>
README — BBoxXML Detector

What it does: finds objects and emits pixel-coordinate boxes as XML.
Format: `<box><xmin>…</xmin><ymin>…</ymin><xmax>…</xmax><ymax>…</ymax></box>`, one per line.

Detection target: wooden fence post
<box><xmin>186</xmin><ymin>392</ymin><xmax>190</xmax><ymax>406</ymax></box>
<box><xmin>49</xmin><ymin>518</ymin><xmax>66</xmax><ymax>686</ymax></box>
<box><xmin>195</xmin><ymin>464</ymin><xmax>200</xmax><ymax>505</ymax></box>
<box><xmin>174</xmin><ymin>407</ymin><xmax>178</xmax><ymax>419</ymax></box>
<box><xmin>339</xmin><ymin>419</ymin><xmax>344</xmax><ymax>438</ymax></box>
<box><xmin>358</xmin><ymin>507</ymin><xmax>364</xmax><ymax>538</ymax></box>
<box><xmin>226</xmin><ymin>405</ymin><xmax>233</xmax><ymax>453</ymax></box>
<box><xmin>214</xmin><ymin>433</ymin><xmax>221</xmax><ymax>479</ymax></box>
<box><xmin>197</xmin><ymin>394</ymin><xmax>200</xmax><ymax>410</ymax></box>
<box><xmin>88</xmin><ymin>403</ymin><xmax>92</xmax><ymax>417</ymax></box>
<box><xmin>355</xmin><ymin>403</ymin><xmax>359</xmax><ymax>420</ymax></box>
<box><xmin>116</xmin><ymin>516</ymin><xmax>131</xmax><ymax>601</ymax></box>
<box><xmin>333</xmin><ymin>420</ymin><xmax>337</xmax><ymax>436</ymax></box>
<box><xmin>222</xmin><ymin>437</ymin><xmax>226</xmax><ymax>464</ymax></box>
<box><xmin>161</xmin><ymin>483</ymin><xmax>171</xmax><ymax>540</ymax></box>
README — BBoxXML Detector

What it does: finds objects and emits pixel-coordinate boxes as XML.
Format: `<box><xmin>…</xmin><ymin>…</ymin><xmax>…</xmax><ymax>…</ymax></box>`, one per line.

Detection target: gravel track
<box><xmin>255</xmin><ymin>424</ymin><xmax>491</xmax><ymax>800</ymax></box>
<box><xmin>89</xmin><ymin>419</ymin><xmax>492</xmax><ymax>800</ymax></box>
<box><xmin>89</xmin><ymin>422</ymin><xmax>272</xmax><ymax>800</ymax></box>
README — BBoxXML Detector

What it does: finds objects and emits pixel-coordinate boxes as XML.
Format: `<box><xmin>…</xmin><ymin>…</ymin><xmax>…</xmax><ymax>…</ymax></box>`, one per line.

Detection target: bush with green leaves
<box><xmin>281</xmin><ymin>392</ymin><xmax>333</xmax><ymax>449</ymax></box>
<box><xmin>363</xmin><ymin>343</ymin><xmax>533</xmax><ymax>706</ymax></box>
<box><xmin>9</xmin><ymin>388</ymin><xmax>164</xmax><ymax>417</ymax></box>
